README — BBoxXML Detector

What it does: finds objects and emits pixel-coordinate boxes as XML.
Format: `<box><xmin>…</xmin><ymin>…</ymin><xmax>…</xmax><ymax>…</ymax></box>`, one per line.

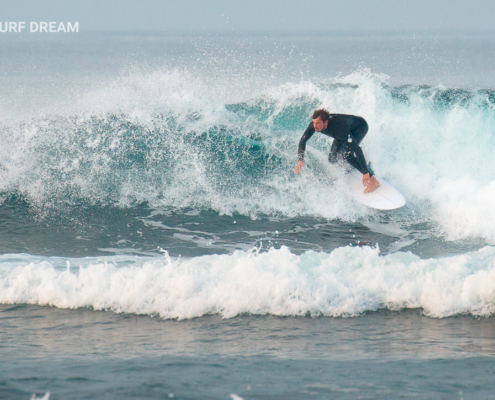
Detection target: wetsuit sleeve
<box><xmin>347</xmin><ymin>134</ymin><xmax>371</xmax><ymax>175</ymax></box>
<box><xmin>298</xmin><ymin>123</ymin><xmax>315</xmax><ymax>161</ymax></box>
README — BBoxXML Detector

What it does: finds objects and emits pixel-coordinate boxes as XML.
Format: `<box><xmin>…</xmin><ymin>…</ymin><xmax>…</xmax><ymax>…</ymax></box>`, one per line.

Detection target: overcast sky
<box><xmin>2</xmin><ymin>0</ymin><xmax>495</xmax><ymax>33</ymax></box>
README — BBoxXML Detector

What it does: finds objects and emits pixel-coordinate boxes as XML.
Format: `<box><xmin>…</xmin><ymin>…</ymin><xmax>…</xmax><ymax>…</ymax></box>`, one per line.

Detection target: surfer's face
<box><xmin>313</xmin><ymin>117</ymin><xmax>328</xmax><ymax>132</ymax></box>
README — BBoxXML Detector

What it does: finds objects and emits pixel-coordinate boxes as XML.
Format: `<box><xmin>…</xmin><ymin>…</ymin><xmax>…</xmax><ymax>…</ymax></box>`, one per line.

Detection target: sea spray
<box><xmin>0</xmin><ymin>70</ymin><xmax>494</xmax><ymax>241</ymax></box>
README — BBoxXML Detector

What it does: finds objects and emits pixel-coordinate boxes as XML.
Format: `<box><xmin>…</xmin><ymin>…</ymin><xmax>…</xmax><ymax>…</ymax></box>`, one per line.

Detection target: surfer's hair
<box><xmin>312</xmin><ymin>108</ymin><xmax>330</xmax><ymax>121</ymax></box>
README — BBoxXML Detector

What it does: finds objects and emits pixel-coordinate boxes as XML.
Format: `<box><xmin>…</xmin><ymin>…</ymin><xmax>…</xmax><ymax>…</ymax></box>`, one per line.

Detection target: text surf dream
<box><xmin>0</xmin><ymin>22</ymin><xmax>79</xmax><ymax>33</ymax></box>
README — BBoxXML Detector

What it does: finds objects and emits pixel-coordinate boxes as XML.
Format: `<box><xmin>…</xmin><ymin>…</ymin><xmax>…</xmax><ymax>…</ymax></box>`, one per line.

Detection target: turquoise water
<box><xmin>2</xmin><ymin>32</ymin><xmax>495</xmax><ymax>399</ymax></box>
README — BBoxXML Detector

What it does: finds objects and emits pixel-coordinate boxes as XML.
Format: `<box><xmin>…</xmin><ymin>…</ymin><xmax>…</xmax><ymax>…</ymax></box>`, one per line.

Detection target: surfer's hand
<box><xmin>294</xmin><ymin>160</ymin><xmax>304</xmax><ymax>174</ymax></box>
<box><xmin>364</xmin><ymin>175</ymin><xmax>380</xmax><ymax>194</ymax></box>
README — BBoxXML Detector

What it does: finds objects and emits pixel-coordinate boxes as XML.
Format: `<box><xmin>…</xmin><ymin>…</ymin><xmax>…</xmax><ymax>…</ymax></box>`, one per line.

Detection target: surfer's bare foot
<box><xmin>364</xmin><ymin>175</ymin><xmax>380</xmax><ymax>193</ymax></box>
<box><xmin>362</xmin><ymin>173</ymin><xmax>371</xmax><ymax>186</ymax></box>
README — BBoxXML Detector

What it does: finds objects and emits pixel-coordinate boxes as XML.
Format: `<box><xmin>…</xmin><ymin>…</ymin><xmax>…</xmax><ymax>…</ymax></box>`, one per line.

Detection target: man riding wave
<box><xmin>294</xmin><ymin>108</ymin><xmax>380</xmax><ymax>194</ymax></box>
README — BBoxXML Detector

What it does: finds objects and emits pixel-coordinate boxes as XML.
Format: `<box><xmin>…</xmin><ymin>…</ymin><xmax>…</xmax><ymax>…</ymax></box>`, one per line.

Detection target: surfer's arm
<box><xmin>295</xmin><ymin>124</ymin><xmax>315</xmax><ymax>174</ymax></box>
<box><xmin>298</xmin><ymin>123</ymin><xmax>315</xmax><ymax>161</ymax></box>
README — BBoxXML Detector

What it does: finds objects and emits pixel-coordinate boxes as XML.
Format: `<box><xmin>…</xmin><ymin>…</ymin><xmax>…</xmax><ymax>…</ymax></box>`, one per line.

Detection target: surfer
<box><xmin>294</xmin><ymin>109</ymin><xmax>380</xmax><ymax>194</ymax></box>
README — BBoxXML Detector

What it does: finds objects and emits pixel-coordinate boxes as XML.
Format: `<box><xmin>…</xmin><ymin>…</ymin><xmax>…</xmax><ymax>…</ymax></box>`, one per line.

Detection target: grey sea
<box><xmin>1</xmin><ymin>30</ymin><xmax>495</xmax><ymax>399</ymax></box>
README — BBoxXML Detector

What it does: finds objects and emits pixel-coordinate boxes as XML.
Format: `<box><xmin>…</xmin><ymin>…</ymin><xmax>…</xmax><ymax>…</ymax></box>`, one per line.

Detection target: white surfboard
<box><xmin>345</xmin><ymin>169</ymin><xmax>406</xmax><ymax>210</ymax></box>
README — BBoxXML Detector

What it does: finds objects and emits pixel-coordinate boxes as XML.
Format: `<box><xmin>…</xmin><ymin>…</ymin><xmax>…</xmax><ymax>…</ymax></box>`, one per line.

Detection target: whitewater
<box><xmin>3</xmin><ymin>32</ymin><xmax>495</xmax><ymax>399</ymax></box>
<box><xmin>2</xmin><ymin>67</ymin><xmax>495</xmax><ymax>319</ymax></box>
<box><xmin>3</xmin><ymin>245</ymin><xmax>495</xmax><ymax>319</ymax></box>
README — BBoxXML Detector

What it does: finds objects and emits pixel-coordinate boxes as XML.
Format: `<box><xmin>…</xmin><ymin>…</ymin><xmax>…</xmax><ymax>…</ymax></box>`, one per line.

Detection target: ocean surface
<box><xmin>2</xmin><ymin>30</ymin><xmax>495</xmax><ymax>399</ymax></box>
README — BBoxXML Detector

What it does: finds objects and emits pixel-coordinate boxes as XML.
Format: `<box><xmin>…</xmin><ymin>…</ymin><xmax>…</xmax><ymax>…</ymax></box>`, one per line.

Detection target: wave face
<box><xmin>1</xmin><ymin>69</ymin><xmax>495</xmax><ymax>242</ymax></box>
<box><xmin>2</xmin><ymin>245</ymin><xmax>495</xmax><ymax>319</ymax></box>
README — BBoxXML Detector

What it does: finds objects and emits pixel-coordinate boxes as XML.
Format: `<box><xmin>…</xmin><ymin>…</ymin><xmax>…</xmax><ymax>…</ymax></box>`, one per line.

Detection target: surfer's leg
<box><xmin>350</xmin><ymin>118</ymin><xmax>368</xmax><ymax>145</ymax></box>
<box><xmin>348</xmin><ymin>118</ymin><xmax>374</xmax><ymax>175</ymax></box>
<box><xmin>328</xmin><ymin>140</ymin><xmax>345</xmax><ymax>164</ymax></box>
<box><xmin>345</xmin><ymin>153</ymin><xmax>368</xmax><ymax>174</ymax></box>
<box><xmin>329</xmin><ymin>135</ymin><xmax>369</xmax><ymax>175</ymax></box>
<box><xmin>329</xmin><ymin>139</ymin><xmax>366</xmax><ymax>173</ymax></box>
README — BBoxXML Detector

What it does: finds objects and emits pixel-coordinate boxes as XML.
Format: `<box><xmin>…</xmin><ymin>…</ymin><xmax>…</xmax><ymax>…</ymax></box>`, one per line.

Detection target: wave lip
<box><xmin>3</xmin><ymin>69</ymin><xmax>495</xmax><ymax>241</ymax></box>
<box><xmin>1</xmin><ymin>245</ymin><xmax>495</xmax><ymax>319</ymax></box>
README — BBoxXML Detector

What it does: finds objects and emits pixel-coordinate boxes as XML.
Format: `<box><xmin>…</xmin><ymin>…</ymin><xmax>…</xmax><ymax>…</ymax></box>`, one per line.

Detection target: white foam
<box><xmin>2</xmin><ymin>68</ymin><xmax>495</xmax><ymax>242</ymax></box>
<box><xmin>30</xmin><ymin>392</ymin><xmax>50</xmax><ymax>400</ymax></box>
<box><xmin>2</xmin><ymin>246</ymin><xmax>495</xmax><ymax>319</ymax></box>
<box><xmin>260</xmin><ymin>70</ymin><xmax>495</xmax><ymax>242</ymax></box>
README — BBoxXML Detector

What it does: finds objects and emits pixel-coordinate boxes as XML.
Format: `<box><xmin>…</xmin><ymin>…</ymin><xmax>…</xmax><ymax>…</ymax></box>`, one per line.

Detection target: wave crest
<box><xmin>1</xmin><ymin>69</ymin><xmax>495</xmax><ymax>241</ymax></box>
<box><xmin>2</xmin><ymin>245</ymin><xmax>495</xmax><ymax>319</ymax></box>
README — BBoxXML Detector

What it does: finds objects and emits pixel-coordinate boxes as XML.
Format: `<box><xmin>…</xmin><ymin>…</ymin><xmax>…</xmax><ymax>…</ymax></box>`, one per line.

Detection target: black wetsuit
<box><xmin>298</xmin><ymin>114</ymin><xmax>372</xmax><ymax>176</ymax></box>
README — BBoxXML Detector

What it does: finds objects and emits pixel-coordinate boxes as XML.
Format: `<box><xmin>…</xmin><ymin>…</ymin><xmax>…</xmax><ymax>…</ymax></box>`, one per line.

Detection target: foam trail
<box><xmin>2</xmin><ymin>246</ymin><xmax>495</xmax><ymax>319</ymax></box>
